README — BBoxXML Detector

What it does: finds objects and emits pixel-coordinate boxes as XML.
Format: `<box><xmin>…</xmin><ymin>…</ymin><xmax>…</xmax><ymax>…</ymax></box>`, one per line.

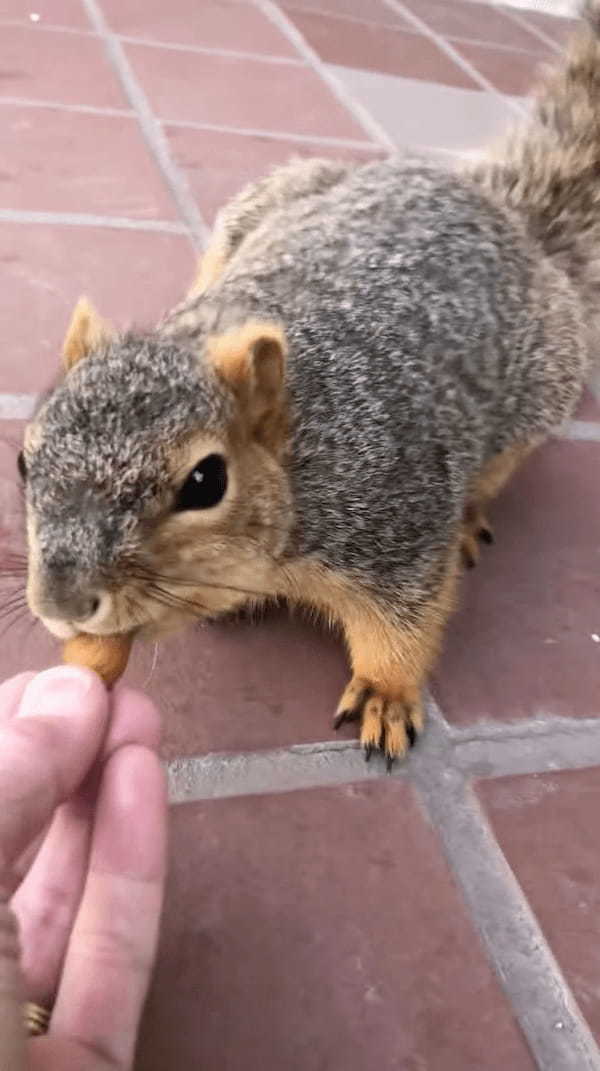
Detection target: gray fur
<box><xmin>25</xmin><ymin>3</ymin><xmax>599</xmax><ymax>627</ymax></box>
<box><xmin>166</xmin><ymin>160</ymin><xmax>585</xmax><ymax>611</ymax></box>
<box><xmin>29</xmin><ymin>336</ymin><xmax>231</xmax><ymax>606</ymax></box>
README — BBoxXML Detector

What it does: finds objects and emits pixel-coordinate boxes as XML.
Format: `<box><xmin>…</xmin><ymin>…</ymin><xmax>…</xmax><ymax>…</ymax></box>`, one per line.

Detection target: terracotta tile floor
<box><xmin>1</xmin><ymin>1</ymin><xmax>600</xmax><ymax>1069</ymax></box>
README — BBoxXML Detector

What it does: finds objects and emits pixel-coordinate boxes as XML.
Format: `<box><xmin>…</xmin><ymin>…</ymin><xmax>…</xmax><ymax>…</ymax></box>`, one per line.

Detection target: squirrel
<box><xmin>20</xmin><ymin>4</ymin><xmax>599</xmax><ymax>767</ymax></box>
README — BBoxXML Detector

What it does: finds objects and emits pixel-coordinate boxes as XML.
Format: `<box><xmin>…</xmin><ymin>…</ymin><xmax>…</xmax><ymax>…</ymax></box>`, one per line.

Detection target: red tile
<box><xmin>0</xmin><ymin>585</ymin><xmax>354</xmax><ymax>759</ymax></box>
<box><xmin>102</xmin><ymin>0</ymin><xmax>297</xmax><ymax>57</ymax></box>
<box><xmin>517</xmin><ymin>11</ymin><xmax>578</xmax><ymax>48</ymax></box>
<box><xmin>478</xmin><ymin>768</ymin><xmax>600</xmax><ymax>1044</ymax></box>
<box><xmin>135</xmin><ymin>610</ymin><xmax>351</xmax><ymax>760</ymax></box>
<box><xmin>0</xmin><ymin>0</ymin><xmax>90</xmax><ymax>27</ymax></box>
<box><xmin>138</xmin><ymin>783</ymin><xmax>535</xmax><ymax>1071</ymax></box>
<box><xmin>166</xmin><ymin>124</ymin><xmax>383</xmax><ymax>225</ymax></box>
<box><xmin>434</xmin><ymin>441</ymin><xmax>600</xmax><ymax>725</ymax></box>
<box><xmin>575</xmin><ymin>387</ymin><xmax>600</xmax><ymax>421</ymax></box>
<box><xmin>0</xmin><ymin>224</ymin><xmax>194</xmax><ymax>393</ymax></box>
<box><xmin>283</xmin><ymin>0</ymin><xmax>408</xmax><ymax>25</ymax></box>
<box><xmin>452</xmin><ymin>40</ymin><xmax>542</xmax><ymax>96</ymax></box>
<box><xmin>125</xmin><ymin>41</ymin><xmax>366</xmax><ymax>138</ymax></box>
<box><xmin>0</xmin><ymin>25</ymin><xmax>126</xmax><ymax>108</ymax></box>
<box><xmin>402</xmin><ymin>0</ymin><xmax>550</xmax><ymax>52</ymax></box>
<box><xmin>0</xmin><ymin>598</ymin><xmax>72</xmax><ymax>683</ymax></box>
<box><xmin>288</xmin><ymin>9</ymin><xmax>479</xmax><ymax>88</ymax></box>
<box><xmin>0</xmin><ymin>106</ymin><xmax>177</xmax><ymax>219</ymax></box>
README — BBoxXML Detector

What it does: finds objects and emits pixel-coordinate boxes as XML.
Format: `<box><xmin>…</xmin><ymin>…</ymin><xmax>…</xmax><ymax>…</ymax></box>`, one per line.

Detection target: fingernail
<box><xmin>18</xmin><ymin>666</ymin><xmax>95</xmax><ymax>719</ymax></box>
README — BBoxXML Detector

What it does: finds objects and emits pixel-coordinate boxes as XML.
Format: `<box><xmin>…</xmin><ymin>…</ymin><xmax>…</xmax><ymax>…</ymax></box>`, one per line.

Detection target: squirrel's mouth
<box><xmin>36</xmin><ymin>614</ymin><xmax>78</xmax><ymax>641</ymax></box>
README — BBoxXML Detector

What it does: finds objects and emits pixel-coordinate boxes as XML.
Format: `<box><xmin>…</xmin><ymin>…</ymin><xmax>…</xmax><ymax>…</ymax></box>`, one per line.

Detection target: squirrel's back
<box><xmin>172</xmin><ymin>159</ymin><xmax>584</xmax><ymax>588</ymax></box>
<box><xmin>159</xmin><ymin>6</ymin><xmax>600</xmax><ymax>590</ymax></box>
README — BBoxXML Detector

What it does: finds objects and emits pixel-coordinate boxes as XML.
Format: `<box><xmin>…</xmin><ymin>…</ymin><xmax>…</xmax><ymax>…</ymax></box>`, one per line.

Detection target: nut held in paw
<box><xmin>63</xmin><ymin>632</ymin><xmax>133</xmax><ymax>687</ymax></box>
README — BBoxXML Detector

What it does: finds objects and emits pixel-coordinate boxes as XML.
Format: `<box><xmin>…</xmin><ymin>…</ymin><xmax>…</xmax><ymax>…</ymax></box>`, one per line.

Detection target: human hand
<box><xmin>0</xmin><ymin>666</ymin><xmax>167</xmax><ymax>1070</ymax></box>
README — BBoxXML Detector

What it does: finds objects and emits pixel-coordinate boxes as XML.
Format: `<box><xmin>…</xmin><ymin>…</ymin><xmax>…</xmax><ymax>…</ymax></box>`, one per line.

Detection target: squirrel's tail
<box><xmin>473</xmin><ymin>2</ymin><xmax>600</xmax><ymax>309</ymax></box>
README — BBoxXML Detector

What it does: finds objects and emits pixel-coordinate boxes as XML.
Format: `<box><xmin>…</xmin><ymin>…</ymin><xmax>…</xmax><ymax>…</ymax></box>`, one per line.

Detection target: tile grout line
<box><xmin>562</xmin><ymin>418</ymin><xmax>600</xmax><ymax>441</ymax></box>
<box><xmin>274</xmin><ymin>4</ymin><xmax>407</xmax><ymax>32</ymax></box>
<box><xmin>167</xmin><ymin>704</ymin><xmax>600</xmax><ymax>804</ymax></box>
<box><xmin>451</xmin><ymin>720</ymin><xmax>600</xmax><ymax>779</ymax></box>
<box><xmin>255</xmin><ymin>0</ymin><xmax>396</xmax><ymax>151</ymax></box>
<box><xmin>0</xmin><ymin>209</ymin><xmax>188</xmax><ymax>235</ymax></box>
<box><xmin>0</xmin><ymin>96</ymin><xmax>134</xmax><ymax>118</ymax></box>
<box><xmin>0</xmin><ymin>95</ymin><xmax>382</xmax><ymax>149</ymax></box>
<box><xmin>498</xmin><ymin>0</ymin><xmax>574</xmax><ymax>10</ymax></box>
<box><xmin>166</xmin><ymin>709</ymin><xmax>600</xmax><ymax>1065</ymax></box>
<box><xmin>165</xmin><ymin>710</ymin><xmax>600</xmax><ymax>1068</ymax></box>
<box><xmin>498</xmin><ymin>3</ymin><xmax>565</xmax><ymax>54</ymax></box>
<box><xmin>449</xmin><ymin>712</ymin><xmax>600</xmax><ymax>744</ymax></box>
<box><xmin>381</xmin><ymin>0</ymin><xmax>528</xmax><ymax>118</ymax></box>
<box><xmin>411</xmin><ymin>737</ymin><xmax>600</xmax><ymax>1071</ymax></box>
<box><xmin>0</xmin><ymin>394</ymin><xmax>39</xmax><ymax>420</ymax></box>
<box><xmin>2</xmin><ymin>10</ymin><xmax>562</xmax><ymax>61</ymax></box>
<box><xmin>168</xmin><ymin>740</ymin><xmax>393</xmax><ymax>803</ymax></box>
<box><xmin>80</xmin><ymin>0</ymin><xmax>209</xmax><ymax>251</ymax></box>
<box><xmin>163</xmin><ymin>117</ymin><xmax>381</xmax><ymax>150</ymax></box>
<box><xmin>118</xmin><ymin>34</ymin><xmax>307</xmax><ymax>66</ymax></box>
<box><xmin>1</xmin><ymin>19</ymin><xmax>95</xmax><ymax>36</ymax></box>
<box><xmin>443</xmin><ymin>33</ymin><xmax>558</xmax><ymax>57</ymax></box>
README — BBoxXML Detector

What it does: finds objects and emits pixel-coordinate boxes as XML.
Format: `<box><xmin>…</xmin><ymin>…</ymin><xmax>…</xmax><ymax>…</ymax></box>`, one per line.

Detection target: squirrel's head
<box><xmin>23</xmin><ymin>298</ymin><xmax>293</xmax><ymax>640</ymax></box>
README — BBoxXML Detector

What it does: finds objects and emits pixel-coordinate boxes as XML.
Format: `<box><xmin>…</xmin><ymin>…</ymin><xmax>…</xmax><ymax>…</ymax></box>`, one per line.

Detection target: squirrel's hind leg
<box><xmin>460</xmin><ymin>439</ymin><xmax>541</xmax><ymax>568</ymax></box>
<box><xmin>332</xmin><ymin>547</ymin><xmax>461</xmax><ymax>770</ymax></box>
<box><xmin>460</xmin><ymin>501</ymin><xmax>494</xmax><ymax>569</ymax></box>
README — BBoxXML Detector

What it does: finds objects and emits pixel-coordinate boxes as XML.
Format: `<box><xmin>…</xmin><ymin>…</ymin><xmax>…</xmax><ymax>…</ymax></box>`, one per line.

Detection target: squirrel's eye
<box><xmin>17</xmin><ymin>451</ymin><xmax>27</xmax><ymax>483</ymax></box>
<box><xmin>175</xmin><ymin>454</ymin><xmax>227</xmax><ymax>512</ymax></box>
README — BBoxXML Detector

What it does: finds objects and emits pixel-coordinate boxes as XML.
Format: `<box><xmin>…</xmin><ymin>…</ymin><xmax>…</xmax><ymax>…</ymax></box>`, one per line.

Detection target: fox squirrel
<box><xmin>21</xmin><ymin>5</ymin><xmax>599</xmax><ymax>765</ymax></box>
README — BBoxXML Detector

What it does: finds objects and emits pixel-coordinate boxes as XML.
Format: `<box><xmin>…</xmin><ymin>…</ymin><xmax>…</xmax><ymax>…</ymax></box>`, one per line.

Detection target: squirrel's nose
<box><xmin>39</xmin><ymin>590</ymin><xmax>102</xmax><ymax>624</ymax></box>
<box><xmin>70</xmin><ymin>591</ymin><xmax>114</xmax><ymax>627</ymax></box>
<box><xmin>74</xmin><ymin>593</ymin><xmax>101</xmax><ymax>621</ymax></box>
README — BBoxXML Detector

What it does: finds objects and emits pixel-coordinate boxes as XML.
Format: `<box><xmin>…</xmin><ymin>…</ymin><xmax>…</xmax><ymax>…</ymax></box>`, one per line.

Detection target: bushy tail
<box><xmin>474</xmin><ymin>2</ymin><xmax>600</xmax><ymax>305</ymax></box>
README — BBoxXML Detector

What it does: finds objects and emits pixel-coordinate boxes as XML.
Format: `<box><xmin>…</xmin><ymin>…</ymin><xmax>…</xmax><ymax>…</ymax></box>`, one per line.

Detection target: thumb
<box><xmin>0</xmin><ymin>904</ymin><xmax>26</xmax><ymax>1070</ymax></box>
<box><xmin>0</xmin><ymin>665</ymin><xmax>109</xmax><ymax>1071</ymax></box>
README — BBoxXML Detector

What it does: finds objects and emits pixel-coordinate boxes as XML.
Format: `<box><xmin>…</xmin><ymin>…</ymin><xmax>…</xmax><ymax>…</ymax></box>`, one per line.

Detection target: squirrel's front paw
<box><xmin>333</xmin><ymin>677</ymin><xmax>424</xmax><ymax>771</ymax></box>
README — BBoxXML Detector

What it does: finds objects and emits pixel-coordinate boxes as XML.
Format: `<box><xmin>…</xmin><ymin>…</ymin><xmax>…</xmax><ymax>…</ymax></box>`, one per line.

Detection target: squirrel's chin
<box><xmin>39</xmin><ymin>616</ymin><xmax>77</xmax><ymax>641</ymax></box>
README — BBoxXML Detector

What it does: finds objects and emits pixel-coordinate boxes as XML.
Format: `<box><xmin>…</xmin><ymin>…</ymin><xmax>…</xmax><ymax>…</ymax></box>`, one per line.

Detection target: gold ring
<box><xmin>24</xmin><ymin>1001</ymin><xmax>51</xmax><ymax>1037</ymax></box>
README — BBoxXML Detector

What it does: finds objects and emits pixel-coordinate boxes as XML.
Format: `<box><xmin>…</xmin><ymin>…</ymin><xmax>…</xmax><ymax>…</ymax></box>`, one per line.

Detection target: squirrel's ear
<box><xmin>62</xmin><ymin>296</ymin><xmax>114</xmax><ymax>372</ymax></box>
<box><xmin>208</xmin><ymin>320</ymin><xmax>287</xmax><ymax>449</ymax></box>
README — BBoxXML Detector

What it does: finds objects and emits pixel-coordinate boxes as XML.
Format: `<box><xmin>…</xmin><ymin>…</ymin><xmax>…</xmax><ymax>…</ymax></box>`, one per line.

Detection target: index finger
<box><xmin>0</xmin><ymin>666</ymin><xmax>109</xmax><ymax>885</ymax></box>
<box><xmin>51</xmin><ymin>744</ymin><xmax>167</xmax><ymax>1070</ymax></box>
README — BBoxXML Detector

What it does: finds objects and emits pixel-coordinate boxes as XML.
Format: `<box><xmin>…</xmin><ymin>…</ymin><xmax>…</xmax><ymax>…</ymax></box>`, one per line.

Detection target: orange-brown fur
<box><xmin>461</xmin><ymin>441</ymin><xmax>539</xmax><ymax>566</ymax></box>
<box><xmin>189</xmin><ymin>241</ymin><xmax>229</xmax><ymax>297</ymax></box>
<box><xmin>62</xmin><ymin>297</ymin><xmax>112</xmax><ymax>372</ymax></box>
<box><xmin>281</xmin><ymin>545</ymin><xmax>460</xmax><ymax>763</ymax></box>
<box><xmin>207</xmin><ymin>322</ymin><xmax>288</xmax><ymax>455</ymax></box>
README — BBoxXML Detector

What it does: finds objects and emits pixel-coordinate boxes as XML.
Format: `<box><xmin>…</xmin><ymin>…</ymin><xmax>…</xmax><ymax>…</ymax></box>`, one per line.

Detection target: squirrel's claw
<box><xmin>333</xmin><ymin>705</ymin><xmax>362</xmax><ymax>731</ymax></box>
<box><xmin>334</xmin><ymin>676</ymin><xmax>422</xmax><ymax>770</ymax></box>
